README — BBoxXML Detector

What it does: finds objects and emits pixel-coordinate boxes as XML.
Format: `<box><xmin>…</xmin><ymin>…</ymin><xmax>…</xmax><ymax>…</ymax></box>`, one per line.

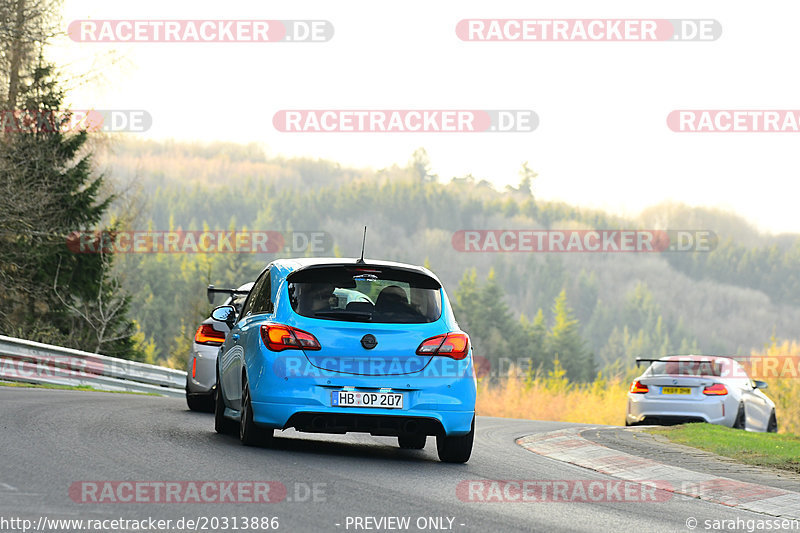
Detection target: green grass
<box><xmin>649</xmin><ymin>423</ymin><xmax>800</xmax><ymax>474</ymax></box>
<box><xmin>0</xmin><ymin>380</ymin><xmax>158</xmax><ymax>395</ymax></box>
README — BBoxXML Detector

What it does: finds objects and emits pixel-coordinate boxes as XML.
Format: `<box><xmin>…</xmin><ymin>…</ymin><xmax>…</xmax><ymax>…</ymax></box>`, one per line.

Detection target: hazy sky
<box><xmin>52</xmin><ymin>1</ymin><xmax>800</xmax><ymax>234</ymax></box>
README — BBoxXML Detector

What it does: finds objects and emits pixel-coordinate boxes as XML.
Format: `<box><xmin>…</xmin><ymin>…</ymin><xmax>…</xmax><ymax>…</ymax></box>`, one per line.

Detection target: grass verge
<box><xmin>0</xmin><ymin>380</ymin><xmax>158</xmax><ymax>395</ymax></box>
<box><xmin>648</xmin><ymin>423</ymin><xmax>800</xmax><ymax>474</ymax></box>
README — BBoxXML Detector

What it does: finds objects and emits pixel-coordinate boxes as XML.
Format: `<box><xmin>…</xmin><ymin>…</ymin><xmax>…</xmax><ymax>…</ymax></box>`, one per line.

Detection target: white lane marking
<box><xmin>0</xmin><ymin>481</ymin><xmax>42</xmax><ymax>497</ymax></box>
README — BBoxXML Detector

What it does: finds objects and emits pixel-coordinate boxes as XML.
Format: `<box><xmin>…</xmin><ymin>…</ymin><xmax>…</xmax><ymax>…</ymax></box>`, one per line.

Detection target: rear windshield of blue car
<box><xmin>287</xmin><ymin>265</ymin><xmax>442</xmax><ymax>323</ymax></box>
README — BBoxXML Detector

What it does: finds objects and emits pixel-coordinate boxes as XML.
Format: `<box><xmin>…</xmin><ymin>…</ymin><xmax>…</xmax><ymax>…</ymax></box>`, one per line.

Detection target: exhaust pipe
<box><xmin>403</xmin><ymin>420</ymin><xmax>418</xmax><ymax>434</ymax></box>
<box><xmin>311</xmin><ymin>416</ymin><xmax>326</xmax><ymax>430</ymax></box>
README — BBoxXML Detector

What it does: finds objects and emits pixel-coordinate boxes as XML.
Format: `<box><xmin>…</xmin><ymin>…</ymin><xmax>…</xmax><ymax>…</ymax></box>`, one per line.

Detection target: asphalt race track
<box><xmin>0</xmin><ymin>388</ymin><xmax>785</xmax><ymax>532</ymax></box>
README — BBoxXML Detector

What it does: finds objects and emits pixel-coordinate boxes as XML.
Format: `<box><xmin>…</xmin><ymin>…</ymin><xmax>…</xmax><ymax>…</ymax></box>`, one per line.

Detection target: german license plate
<box><xmin>662</xmin><ymin>387</ymin><xmax>691</xmax><ymax>395</ymax></box>
<box><xmin>332</xmin><ymin>391</ymin><xmax>403</xmax><ymax>409</ymax></box>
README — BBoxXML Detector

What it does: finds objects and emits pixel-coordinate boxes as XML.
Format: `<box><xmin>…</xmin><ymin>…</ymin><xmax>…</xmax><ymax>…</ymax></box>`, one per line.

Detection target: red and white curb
<box><xmin>517</xmin><ymin>427</ymin><xmax>800</xmax><ymax>519</ymax></box>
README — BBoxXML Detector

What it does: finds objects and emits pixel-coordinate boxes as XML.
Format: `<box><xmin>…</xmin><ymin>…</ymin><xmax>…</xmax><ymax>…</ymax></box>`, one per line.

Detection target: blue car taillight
<box><xmin>416</xmin><ymin>332</ymin><xmax>470</xmax><ymax>360</ymax></box>
<box><xmin>260</xmin><ymin>323</ymin><xmax>321</xmax><ymax>352</ymax></box>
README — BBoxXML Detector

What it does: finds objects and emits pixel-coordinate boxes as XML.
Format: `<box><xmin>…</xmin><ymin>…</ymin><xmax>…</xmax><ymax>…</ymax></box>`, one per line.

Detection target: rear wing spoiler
<box><xmin>207</xmin><ymin>285</ymin><xmax>251</xmax><ymax>304</ymax></box>
<box><xmin>635</xmin><ymin>357</ymin><xmax>719</xmax><ymax>367</ymax></box>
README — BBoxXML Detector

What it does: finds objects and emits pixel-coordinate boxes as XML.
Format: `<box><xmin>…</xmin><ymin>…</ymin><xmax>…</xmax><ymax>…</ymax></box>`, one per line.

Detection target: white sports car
<box><xmin>626</xmin><ymin>355</ymin><xmax>777</xmax><ymax>432</ymax></box>
<box><xmin>185</xmin><ymin>282</ymin><xmax>254</xmax><ymax>411</ymax></box>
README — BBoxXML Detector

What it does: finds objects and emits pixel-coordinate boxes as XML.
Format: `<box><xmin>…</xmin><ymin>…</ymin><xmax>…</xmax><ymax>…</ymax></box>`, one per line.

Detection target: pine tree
<box><xmin>519</xmin><ymin>308</ymin><xmax>547</xmax><ymax>371</ymax></box>
<box><xmin>0</xmin><ymin>64</ymin><xmax>140</xmax><ymax>358</ymax></box>
<box><xmin>547</xmin><ymin>290</ymin><xmax>593</xmax><ymax>381</ymax></box>
<box><xmin>452</xmin><ymin>268</ymin><xmax>519</xmax><ymax>373</ymax></box>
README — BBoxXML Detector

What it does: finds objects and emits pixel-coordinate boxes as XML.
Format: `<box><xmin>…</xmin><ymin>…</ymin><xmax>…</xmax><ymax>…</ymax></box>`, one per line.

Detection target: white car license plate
<box><xmin>662</xmin><ymin>387</ymin><xmax>691</xmax><ymax>395</ymax></box>
<box><xmin>332</xmin><ymin>391</ymin><xmax>403</xmax><ymax>409</ymax></box>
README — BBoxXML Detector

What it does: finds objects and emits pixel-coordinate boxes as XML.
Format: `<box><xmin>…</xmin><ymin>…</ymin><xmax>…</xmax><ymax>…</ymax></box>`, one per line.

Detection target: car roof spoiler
<box><xmin>207</xmin><ymin>284</ymin><xmax>251</xmax><ymax>304</ymax></box>
<box><xmin>286</xmin><ymin>263</ymin><xmax>441</xmax><ymax>289</ymax></box>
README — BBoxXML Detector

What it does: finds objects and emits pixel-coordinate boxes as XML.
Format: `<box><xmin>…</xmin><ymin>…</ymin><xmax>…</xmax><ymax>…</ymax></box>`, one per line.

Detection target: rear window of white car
<box><xmin>287</xmin><ymin>265</ymin><xmax>442</xmax><ymax>323</ymax></box>
<box><xmin>649</xmin><ymin>359</ymin><xmax>725</xmax><ymax>377</ymax></box>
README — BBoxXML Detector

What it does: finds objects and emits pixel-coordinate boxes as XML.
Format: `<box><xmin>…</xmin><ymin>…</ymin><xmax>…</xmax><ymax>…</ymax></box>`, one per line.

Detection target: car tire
<box><xmin>214</xmin><ymin>375</ymin><xmax>237</xmax><ymax>435</ymax></box>
<box><xmin>767</xmin><ymin>410</ymin><xmax>778</xmax><ymax>433</ymax></box>
<box><xmin>240</xmin><ymin>379</ymin><xmax>273</xmax><ymax>446</ymax></box>
<box><xmin>436</xmin><ymin>417</ymin><xmax>474</xmax><ymax>463</ymax></box>
<box><xmin>187</xmin><ymin>392</ymin><xmax>214</xmax><ymax>412</ymax></box>
<box><xmin>186</xmin><ymin>393</ymin><xmax>203</xmax><ymax>411</ymax></box>
<box><xmin>398</xmin><ymin>434</ymin><xmax>427</xmax><ymax>450</ymax></box>
<box><xmin>732</xmin><ymin>403</ymin><xmax>746</xmax><ymax>430</ymax></box>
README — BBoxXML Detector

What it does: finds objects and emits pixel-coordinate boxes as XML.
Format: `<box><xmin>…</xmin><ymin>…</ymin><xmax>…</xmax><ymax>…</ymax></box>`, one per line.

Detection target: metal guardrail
<box><xmin>0</xmin><ymin>335</ymin><xmax>186</xmax><ymax>398</ymax></box>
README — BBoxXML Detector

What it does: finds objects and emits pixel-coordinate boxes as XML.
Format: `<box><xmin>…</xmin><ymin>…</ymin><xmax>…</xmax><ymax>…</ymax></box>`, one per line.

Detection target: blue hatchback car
<box><xmin>211</xmin><ymin>258</ymin><xmax>477</xmax><ymax>463</ymax></box>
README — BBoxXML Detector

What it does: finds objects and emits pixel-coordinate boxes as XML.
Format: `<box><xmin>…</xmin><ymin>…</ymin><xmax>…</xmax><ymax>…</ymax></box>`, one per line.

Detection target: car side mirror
<box><xmin>211</xmin><ymin>305</ymin><xmax>236</xmax><ymax>329</ymax></box>
<box><xmin>753</xmin><ymin>380</ymin><xmax>768</xmax><ymax>390</ymax></box>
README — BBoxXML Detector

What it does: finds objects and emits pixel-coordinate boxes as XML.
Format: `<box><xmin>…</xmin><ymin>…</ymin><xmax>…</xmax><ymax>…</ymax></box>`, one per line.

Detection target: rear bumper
<box><xmin>186</xmin><ymin>345</ymin><xmax>218</xmax><ymax>394</ymax></box>
<box><xmin>249</xmin><ymin>370</ymin><xmax>476</xmax><ymax>436</ymax></box>
<box><xmin>628</xmin><ymin>415</ymin><xmax>707</xmax><ymax>426</ymax></box>
<box><xmin>626</xmin><ymin>394</ymin><xmax>735</xmax><ymax>427</ymax></box>
<box><xmin>269</xmin><ymin>408</ymin><xmax>473</xmax><ymax>436</ymax></box>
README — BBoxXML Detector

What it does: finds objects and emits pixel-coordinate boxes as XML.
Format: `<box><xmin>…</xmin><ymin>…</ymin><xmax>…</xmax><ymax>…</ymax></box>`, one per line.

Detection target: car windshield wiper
<box><xmin>313</xmin><ymin>310</ymin><xmax>373</xmax><ymax>322</ymax></box>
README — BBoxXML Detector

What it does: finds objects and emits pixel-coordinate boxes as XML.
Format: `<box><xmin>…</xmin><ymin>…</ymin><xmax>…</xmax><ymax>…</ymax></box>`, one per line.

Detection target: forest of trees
<box><xmin>80</xmin><ymin>138</ymin><xmax>800</xmax><ymax>378</ymax></box>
